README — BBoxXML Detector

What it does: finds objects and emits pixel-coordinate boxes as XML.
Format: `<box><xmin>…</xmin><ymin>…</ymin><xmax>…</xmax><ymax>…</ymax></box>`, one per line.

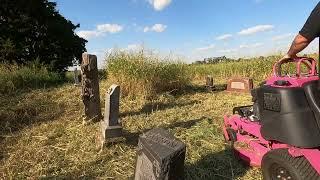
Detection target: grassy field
<box><xmin>4</xmin><ymin>53</ymin><xmax>311</xmax><ymax>179</ymax></box>
<box><xmin>0</xmin><ymin>80</ymin><xmax>262</xmax><ymax>179</ymax></box>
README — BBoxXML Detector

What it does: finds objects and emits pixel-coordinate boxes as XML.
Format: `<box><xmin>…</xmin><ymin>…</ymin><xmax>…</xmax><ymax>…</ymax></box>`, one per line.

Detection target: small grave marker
<box><xmin>227</xmin><ymin>78</ymin><xmax>253</xmax><ymax>93</ymax></box>
<box><xmin>205</xmin><ymin>75</ymin><xmax>214</xmax><ymax>91</ymax></box>
<box><xmin>100</xmin><ymin>84</ymin><xmax>122</xmax><ymax>144</ymax></box>
<box><xmin>73</xmin><ymin>68</ymin><xmax>80</xmax><ymax>85</ymax></box>
<box><xmin>134</xmin><ymin>128</ymin><xmax>186</xmax><ymax>180</ymax></box>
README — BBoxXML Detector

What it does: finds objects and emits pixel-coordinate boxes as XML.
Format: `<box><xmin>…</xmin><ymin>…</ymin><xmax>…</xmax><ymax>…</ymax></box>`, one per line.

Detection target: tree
<box><xmin>0</xmin><ymin>0</ymin><xmax>87</xmax><ymax>72</ymax></box>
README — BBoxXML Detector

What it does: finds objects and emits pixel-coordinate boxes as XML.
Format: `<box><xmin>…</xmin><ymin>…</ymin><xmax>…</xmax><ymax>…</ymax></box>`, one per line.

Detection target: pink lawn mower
<box><xmin>223</xmin><ymin>57</ymin><xmax>320</xmax><ymax>180</ymax></box>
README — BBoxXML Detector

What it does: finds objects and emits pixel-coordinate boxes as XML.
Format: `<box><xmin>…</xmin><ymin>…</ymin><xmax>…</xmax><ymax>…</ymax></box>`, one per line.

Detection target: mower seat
<box><xmin>303</xmin><ymin>80</ymin><xmax>320</xmax><ymax>130</ymax></box>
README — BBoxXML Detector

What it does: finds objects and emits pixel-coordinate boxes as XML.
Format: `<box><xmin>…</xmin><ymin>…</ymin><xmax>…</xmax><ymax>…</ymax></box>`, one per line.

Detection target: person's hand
<box><xmin>278</xmin><ymin>54</ymin><xmax>298</xmax><ymax>63</ymax></box>
<box><xmin>274</xmin><ymin>54</ymin><xmax>298</xmax><ymax>76</ymax></box>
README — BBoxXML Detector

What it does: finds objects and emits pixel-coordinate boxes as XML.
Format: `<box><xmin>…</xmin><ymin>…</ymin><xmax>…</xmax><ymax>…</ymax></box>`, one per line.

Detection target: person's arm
<box><xmin>282</xmin><ymin>2</ymin><xmax>320</xmax><ymax>59</ymax></box>
<box><xmin>286</xmin><ymin>34</ymin><xmax>311</xmax><ymax>58</ymax></box>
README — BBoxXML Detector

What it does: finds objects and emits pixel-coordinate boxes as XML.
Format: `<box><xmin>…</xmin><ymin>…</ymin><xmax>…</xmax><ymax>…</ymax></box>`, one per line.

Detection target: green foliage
<box><xmin>0</xmin><ymin>62</ymin><xmax>63</xmax><ymax>94</ymax></box>
<box><xmin>106</xmin><ymin>50</ymin><xmax>191</xmax><ymax>98</ymax></box>
<box><xmin>0</xmin><ymin>0</ymin><xmax>87</xmax><ymax>72</ymax></box>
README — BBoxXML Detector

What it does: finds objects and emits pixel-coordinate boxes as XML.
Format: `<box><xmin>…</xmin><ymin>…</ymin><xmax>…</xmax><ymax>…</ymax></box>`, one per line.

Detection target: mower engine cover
<box><xmin>256</xmin><ymin>58</ymin><xmax>320</xmax><ymax>148</ymax></box>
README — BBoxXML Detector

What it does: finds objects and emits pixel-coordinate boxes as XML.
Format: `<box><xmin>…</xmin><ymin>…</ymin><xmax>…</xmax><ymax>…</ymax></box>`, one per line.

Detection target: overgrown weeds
<box><xmin>105</xmin><ymin>50</ymin><xmax>191</xmax><ymax>99</ymax></box>
<box><xmin>0</xmin><ymin>61</ymin><xmax>63</xmax><ymax>94</ymax></box>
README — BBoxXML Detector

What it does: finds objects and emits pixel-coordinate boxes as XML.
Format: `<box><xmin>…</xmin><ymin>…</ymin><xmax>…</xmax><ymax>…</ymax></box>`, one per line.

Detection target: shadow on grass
<box><xmin>185</xmin><ymin>149</ymin><xmax>249</xmax><ymax>180</ymax></box>
<box><xmin>121</xmin><ymin>100</ymin><xmax>200</xmax><ymax>117</ymax></box>
<box><xmin>123</xmin><ymin>116</ymin><xmax>208</xmax><ymax>146</ymax></box>
<box><xmin>171</xmin><ymin>84</ymin><xmax>227</xmax><ymax>97</ymax></box>
<box><xmin>0</xmin><ymin>90</ymin><xmax>65</xmax><ymax>144</ymax></box>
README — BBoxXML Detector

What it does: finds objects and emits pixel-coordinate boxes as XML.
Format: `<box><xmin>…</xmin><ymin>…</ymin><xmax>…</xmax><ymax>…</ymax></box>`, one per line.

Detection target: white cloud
<box><xmin>195</xmin><ymin>44</ymin><xmax>215</xmax><ymax>51</ymax></box>
<box><xmin>216</xmin><ymin>34</ymin><xmax>232</xmax><ymax>40</ymax></box>
<box><xmin>124</xmin><ymin>44</ymin><xmax>144</xmax><ymax>51</ymax></box>
<box><xmin>144</xmin><ymin>24</ymin><xmax>167</xmax><ymax>32</ymax></box>
<box><xmin>217</xmin><ymin>48</ymin><xmax>238</xmax><ymax>53</ymax></box>
<box><xmin>77</xmin><ymin>30</ymin><xmax>102</xmax><ymax>40</ymax></box>
<box><xmin>272</xmin><ymin>33</ymin><xmax>294</xmax><ymax>41</ymax></box>
<box><xmin>238</xmin><ymin>25</ymin><xmax>274</xmax><ymax>35</ymax></box>
<box><xmin>148</xmin><ymin>0</ymin><xmax>172</xmax><ymax>11</ymax></box>
<box><xmin>76</xmin><ymin>23</ymin><xmax>123</xmax><ymax>40</ymax></box>
<box><xmin>239</xmin><ymin>43</ymin><xmax>264</xmax><ymax>49</ymax></box>
<box><xmin>97</xmin><ymin>24</ymin><xmax>123</xmax><ymax>33</ymax></box>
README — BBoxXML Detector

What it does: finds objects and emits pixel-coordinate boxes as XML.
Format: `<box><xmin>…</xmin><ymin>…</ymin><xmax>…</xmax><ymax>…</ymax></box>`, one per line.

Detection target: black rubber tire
<box><xmin>262</xmin><ymin>148</ymin><xmax>320</xmax><ymax>180</ymax></box>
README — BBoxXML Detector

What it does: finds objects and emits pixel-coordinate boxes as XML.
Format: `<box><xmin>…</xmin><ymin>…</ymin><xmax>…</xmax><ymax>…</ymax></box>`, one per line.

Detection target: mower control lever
<box><xmin>273</xmin><ymin>57</ymin><xmax>317</xmax><ymax>77</ymax></box>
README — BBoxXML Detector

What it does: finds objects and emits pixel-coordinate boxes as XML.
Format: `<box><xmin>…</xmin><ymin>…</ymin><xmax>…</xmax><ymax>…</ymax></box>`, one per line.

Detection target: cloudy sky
<box><xmin>55</xmin><ymin>0</ymin><xmax>319</xmax><ymax>67</ymax></box>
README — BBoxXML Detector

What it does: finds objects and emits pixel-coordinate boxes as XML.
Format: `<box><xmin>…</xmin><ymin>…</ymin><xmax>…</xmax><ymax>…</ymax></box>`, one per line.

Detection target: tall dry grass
<box><xmin>190</xmin><ymin>54</ymin><xmax>318</xmax><ymax>84</ymax></box>
<box><xmin>190</xmin><ymin>55</ymin><xmax>280</xmax><ymax>84</ymax></box>
<box><xmin>105</xmin><ymin>50</ymin><xmax>191</xmax><ymax>99</ymax></box>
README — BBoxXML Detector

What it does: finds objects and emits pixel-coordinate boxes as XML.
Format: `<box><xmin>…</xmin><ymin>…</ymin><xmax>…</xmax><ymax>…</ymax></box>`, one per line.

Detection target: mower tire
<box><xmin>262</xmin><ymin>148</ymin><xmax>320</xmax><ymax>180</ymax></box>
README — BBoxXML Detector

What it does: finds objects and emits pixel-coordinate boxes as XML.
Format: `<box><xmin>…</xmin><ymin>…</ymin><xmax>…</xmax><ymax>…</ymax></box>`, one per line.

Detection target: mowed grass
<box><xmin>0</xmin><ymin>79</ymin><xmax>262</xmax><ymax>179</ymax></box>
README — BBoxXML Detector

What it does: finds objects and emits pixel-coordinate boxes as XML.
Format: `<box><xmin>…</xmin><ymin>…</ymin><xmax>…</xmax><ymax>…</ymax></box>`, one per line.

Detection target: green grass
<box><xmin>0</xmin><ymin>62</ymin><xmax>64</xmax><ymax>94</ymax></box>
<box><xmin>106</xmin><ymin>50</ymin><xmax>191</xmax><ymax>99</ymax></box>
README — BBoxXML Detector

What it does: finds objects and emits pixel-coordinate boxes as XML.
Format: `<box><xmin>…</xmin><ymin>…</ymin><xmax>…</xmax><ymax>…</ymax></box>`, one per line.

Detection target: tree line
<box><xmin>0</xmin><ymin>0</ymin><xmax>87</xmax><ymax>72</ymax></box>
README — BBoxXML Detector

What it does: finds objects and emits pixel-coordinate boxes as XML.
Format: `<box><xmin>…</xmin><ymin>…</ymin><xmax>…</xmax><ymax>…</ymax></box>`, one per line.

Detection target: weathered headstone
<box><xmin>134</xmin><ymin>128</ymin><xmax>186</xmax><ymax>180</ymax></box>
<box><xmin>81</xmin><ymin>53</ymin><xmax>102</xmax><ymax>123</ymax></box>
<box><xmin>74</xmin><ymin>68</ymin><xmax>80</xmax><ymax>85</ymax></box>
<box><xmin>227</xmin><ymin>78</ymin><xmax>253</xmax><ymax>93</ymax></box>
<box><xmin>100</xmin><ymin>84</ymin><xmax>122</xmax><ymax>143</ymax></box>
<box><xmin>205</xmin><ymin>75</ymin><xmax>214</xmax><ymax>91</ymax></box>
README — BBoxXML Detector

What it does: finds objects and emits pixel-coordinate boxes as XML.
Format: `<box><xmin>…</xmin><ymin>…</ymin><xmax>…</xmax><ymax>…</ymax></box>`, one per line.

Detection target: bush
<box><xmin>0</xmin><ymin>61</ymin><xmax>63</xmax><ymax>93</ymax></box>
<box><xmin>105</xmin><ymin>50</ymin><xmax>191</xmax><ymax>99</ymax></box>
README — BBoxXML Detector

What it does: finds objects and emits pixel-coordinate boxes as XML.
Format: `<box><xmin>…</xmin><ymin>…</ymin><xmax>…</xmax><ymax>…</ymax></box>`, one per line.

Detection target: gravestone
<box><xmin>81</xmin><ymin>53</ymin><xmax>102</xmax><ymax>123</ymax></box>
<box><xmin>227</xmin><ymin>78</ymin><xmax>253</xmax><ymax>93</ymax></box>
<box><xmin>100</xmin><ymin>84</ymin><xmax>122</xmax><ymax>143</ymax></box>
<box><xmin>73</xmin><ymin>68</ymin><xmax>80</xmax><ymax>85</ymax></box>
<box><xmin>205</xmin><ymin>75</ymin><xmax>214</xmax><ymax>91</ymax></box>
<box><xmin>134</xmin><ymin>128</ymin><xmax>186</xmax><ymax>180</ymax></box>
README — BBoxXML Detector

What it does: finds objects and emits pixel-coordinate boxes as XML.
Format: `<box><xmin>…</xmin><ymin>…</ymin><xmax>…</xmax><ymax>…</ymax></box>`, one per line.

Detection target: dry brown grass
<box><xmin>0</xmin><ymin>79</ymin><xmax>262</xmax><ymax>179</ymax></box>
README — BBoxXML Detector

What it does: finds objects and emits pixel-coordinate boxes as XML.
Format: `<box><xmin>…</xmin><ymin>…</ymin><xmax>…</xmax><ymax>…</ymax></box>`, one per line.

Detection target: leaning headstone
<box><xmin>100</xmin><ymin>84</ymin><xmax>122</xmax><ymax>144</ymax></box>
<box><xmin>205</xmin><ymin>75</ymin><xmax>215</xmax><ymax>91</ymax></box>
<box><xmin>134</xmin><ymin>128</ymin><xmax>186</xmax><ymax>180</ymax></box>
<box><xmin>74</xmin><ymin>68</ymin><xmax>80</xmax><ymax>86</ymax></box>
<box><xmin>227</xmin><ymin>78</ymin><xmax>253</xmax><ymax>93</ymax></box>
<box><xmin>81</xmin><ymin>53</ymin><xmax>102</xmax><ymax>123</ymax></box>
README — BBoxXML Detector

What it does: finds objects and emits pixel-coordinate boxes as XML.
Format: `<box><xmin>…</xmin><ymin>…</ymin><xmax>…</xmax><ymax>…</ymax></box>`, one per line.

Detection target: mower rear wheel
<box><xmin>262</xmin><ymin>148</ymin><xmax>320</xmax><ymax>180</ymax></box>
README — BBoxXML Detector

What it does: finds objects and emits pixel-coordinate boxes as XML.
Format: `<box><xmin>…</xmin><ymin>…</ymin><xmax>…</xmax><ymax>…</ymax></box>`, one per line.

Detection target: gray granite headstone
<box><xmin>100</xmin><ymin>84</ymin><xmax>122</xmax><ymax>142</ymax></box>
<box><xmin>134</xmin><ymin>128</ymin><xmax>186</xmax><ymax>180</ymax></box>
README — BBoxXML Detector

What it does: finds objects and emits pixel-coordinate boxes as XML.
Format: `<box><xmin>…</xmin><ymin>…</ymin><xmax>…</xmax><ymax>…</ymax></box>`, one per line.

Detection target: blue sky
<box><xmin>55</xmin><ymin>0</ymin><xmax>319</xmax><ymax>67</ymax></box>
